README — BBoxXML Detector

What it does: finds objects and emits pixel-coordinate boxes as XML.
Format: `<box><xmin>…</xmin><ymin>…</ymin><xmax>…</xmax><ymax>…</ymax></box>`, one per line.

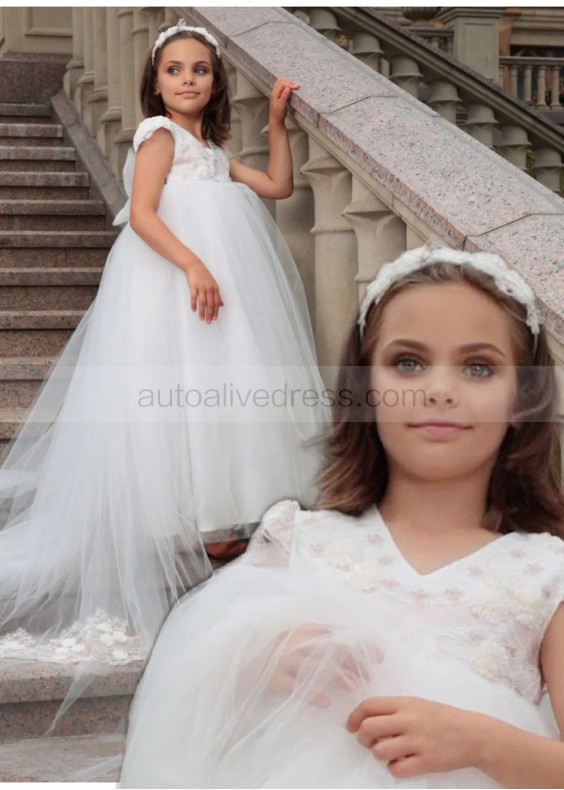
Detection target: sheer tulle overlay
<box><xmin>0</xmin><ymin>123</ymin><xmax>329</xmax><ymax>722</ymax></box>
<box><xmin>120</xmin><ymin>501</ymin><xmax>562</xmax><ymax>789</ymax></box>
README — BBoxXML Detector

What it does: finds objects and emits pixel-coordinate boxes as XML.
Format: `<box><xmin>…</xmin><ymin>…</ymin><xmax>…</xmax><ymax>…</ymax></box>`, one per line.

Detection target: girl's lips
<box><xmin>408</xmin><ymin>421</ymin><xmax>470</xmax><ymax>437</ymax></box>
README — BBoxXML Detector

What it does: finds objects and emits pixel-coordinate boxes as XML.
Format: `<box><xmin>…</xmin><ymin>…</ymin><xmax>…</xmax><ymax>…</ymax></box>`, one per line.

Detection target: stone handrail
<box><xmin>294</xmin><ymin>7</ymin><xmax>564</xmax><ymax>194</ymax></box>
<box><xmin>500</xmin><ymin>56</ymin><xmax>564</xmax><ymax>109</ymax></box>
<box><xmin>62</xmin><ymin>6</ymin><xmax>564</xmax><ymax>383</ymax></box>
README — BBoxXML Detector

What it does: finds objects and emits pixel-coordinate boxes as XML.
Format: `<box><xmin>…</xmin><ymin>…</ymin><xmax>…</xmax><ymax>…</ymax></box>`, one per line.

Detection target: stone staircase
<box><xmin>0</xmin><ymin>100</ymin><xmax>117</xmax><ymax>461</ymax></box>
<box><xmin>0</xmin><ymin>101</ymin><xmax>123</xmax><ymax>781</ymax></box>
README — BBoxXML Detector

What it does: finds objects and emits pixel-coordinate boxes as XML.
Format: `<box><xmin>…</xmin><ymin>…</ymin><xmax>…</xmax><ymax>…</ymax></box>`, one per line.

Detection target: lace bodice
<box><xmin>133</xmin><ymin>116</ymin><xmax>231</xmax><ymax>184</ymax></box>
<box><xmin>245</xmin><ymin>500</ymin><xmax>564</xmax><ymax>703</ymax></box>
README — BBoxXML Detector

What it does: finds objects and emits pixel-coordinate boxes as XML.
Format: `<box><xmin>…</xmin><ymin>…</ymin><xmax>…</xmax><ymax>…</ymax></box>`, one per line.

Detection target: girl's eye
<box><xmin>464</xmin><ymin>361</ymin><xmax>493</xmax><ymax>378</ymax></box>
<box><xmin>195</xmin><ymin>67</ymin><xmax>208</xmax><ymax>74</ymax></box>
<box><xmin>394</xmin><ymin>357</ymin><xmax>423</xmax><ymax>374</ymax></box>
<box><xmin>167</xmin><ymin>67</ymin><xmax>180</xmax><ymax>74</ymax></box>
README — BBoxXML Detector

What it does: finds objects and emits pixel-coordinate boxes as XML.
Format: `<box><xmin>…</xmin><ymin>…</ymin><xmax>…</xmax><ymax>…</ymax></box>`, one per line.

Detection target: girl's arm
<box><xmin>347</xmin><ymin>607</ymin><xmax>564</xmax><ymax>787</ymax></box>
<box><xmin>129</xmin><ymin>128</ymin><xmax>223</xmax><ymax>323</ymax></box>
<box><xmin>229</xmin><ymin>78</ymin><xmax>298</xmax><ymax>200</ymax></box>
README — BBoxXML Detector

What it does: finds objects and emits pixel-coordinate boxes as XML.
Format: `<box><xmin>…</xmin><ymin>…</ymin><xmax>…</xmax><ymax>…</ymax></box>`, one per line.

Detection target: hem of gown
<box><xmin>200</xmin><ymin>521</ymin><xmax>260</xmax><ymax>542</ymax></box>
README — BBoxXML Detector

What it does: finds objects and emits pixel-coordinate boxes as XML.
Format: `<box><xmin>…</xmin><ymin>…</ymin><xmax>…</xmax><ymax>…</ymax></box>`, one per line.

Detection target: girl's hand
<box><xmin>184</xmin><ymin>257</ymin><xmax>224</xmax><ymax>323</ymax></box>
<box><xmin>270</xmin><ymin>77</ymin><xmax>299</xmax><ymax>125</ymax></box>
<box><xmin>347</xmin><ymin>696</ymin><xmax>481</xmax><ymax>778</ymax></box>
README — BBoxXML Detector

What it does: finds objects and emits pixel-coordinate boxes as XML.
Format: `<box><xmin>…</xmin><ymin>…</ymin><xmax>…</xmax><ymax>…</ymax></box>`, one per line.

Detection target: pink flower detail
<box><xmin>377</xmin><ymin>554</ymin><xmax>395</xmax><ymax>566</ymax></box>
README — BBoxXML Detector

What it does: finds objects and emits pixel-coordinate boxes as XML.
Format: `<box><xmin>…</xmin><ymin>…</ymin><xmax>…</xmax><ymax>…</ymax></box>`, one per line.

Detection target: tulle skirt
<box><xmin>0</xmin><ymin>177</ymin><xmax>328</xmax><ymax>675</ymax></box>
<box><xmin>120</xmin><ymin>561</ymin><xmax>558</xmax><ymax>789</ymax></box>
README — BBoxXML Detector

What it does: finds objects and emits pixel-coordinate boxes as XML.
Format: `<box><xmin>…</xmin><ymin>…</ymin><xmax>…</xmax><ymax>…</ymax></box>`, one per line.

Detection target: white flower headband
<box><xmin>151</xmin><ymin>19</ymin><xmax>220</xmax><ymax>65</ymax></box>
<box><xmin>358</xmin><ymin>244</ymin><xmax>541</xmax><ymax>338</ymax></box>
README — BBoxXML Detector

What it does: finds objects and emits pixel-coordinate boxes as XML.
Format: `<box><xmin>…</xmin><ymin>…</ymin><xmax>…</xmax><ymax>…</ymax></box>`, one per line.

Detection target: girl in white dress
<box><xmin>121</xmin><ymin>245</ymin><xmax>564</xmax><ymax>788</ymax></box>
<box><xmin>0</xmin><ymin>21</ymin><xmax>328</xmax><ymax>698</ymax></box>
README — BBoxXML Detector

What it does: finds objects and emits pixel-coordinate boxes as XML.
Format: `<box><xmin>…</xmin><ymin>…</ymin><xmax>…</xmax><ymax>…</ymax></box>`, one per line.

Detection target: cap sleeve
<box><xmin>133</xmin><ymin>116</ymin><xmax>176</xmax><ymax>153</ymax></box>
<box><xmin>242</xmin><ymin>500</ymin><xmax>300</xmax><ymax>568</ymax></box>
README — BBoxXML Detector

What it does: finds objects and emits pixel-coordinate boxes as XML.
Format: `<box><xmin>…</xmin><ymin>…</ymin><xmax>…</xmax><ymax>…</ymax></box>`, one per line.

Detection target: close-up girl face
<box><xmin>370</xmin><ymin>280</ymin><xmax>518</xmax><ymax>486</ymax></box>
<box><xmin>154</xmin><ymin>37</ymin><xmax>214</xmax><ymax>123</ymax></box>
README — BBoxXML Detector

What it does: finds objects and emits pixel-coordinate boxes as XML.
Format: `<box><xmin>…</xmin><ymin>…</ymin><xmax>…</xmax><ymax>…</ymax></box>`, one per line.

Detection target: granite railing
<box><xmin>499</xmin><ymin>56</ymin><xmax>564</xmax><ymax>109</ymax></box>
<box><xmin>292</xmin><ymin>8</ymin><xmax>564</xmax><ymax>194</ymax></box>
<box><xmin>62</xmin><ymin>6</ymin><xmax>564</xmax><ymax>389</ymax></box>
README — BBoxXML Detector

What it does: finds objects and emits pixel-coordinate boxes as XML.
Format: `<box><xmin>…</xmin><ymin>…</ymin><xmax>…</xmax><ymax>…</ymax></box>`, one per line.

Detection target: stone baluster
<box><xmin>163</xmin><ymin>8</ymin><xmax>178</xmax><ymax>27</ymax></box>
<box><xmin>523</xmin><ymin>65</ymin><xmax>533</xmax><ymax>103</ymax></box>
<box><xmin>301</xmin><ymin>139</ymin><xmax>355</xmax><ymax>374</ymax></box>
<box><xmin>537</xmin><ymin>65</ymin><xmax>547</xmax><ymax>108</ymax></box>
<box><xmin>84</xmin><ymin>8</ymin><xmax>108</xmax><ymax>136</ymax></box>
<box><xmin>292</xmin><ymin>10</ymin><xmax>309</xmax><ymax>25</ymax></box>
<box><xmin>350</xmin><ymin>32</ymin><xmax>383</xmax><ymax>73</ymax></box>
<box><xmin>142</xmin><ymin>6</ymin><xmax>163</xmax><ymax>46</ymax></box>
<box><xmin>308</xmin><ymin>8</ymin><xmax>340</xmax><ymax>44</ymax></box>
<box><xmin>497</xmin><ymin>125</ymin><xmax>529</xmax><ymax>171</ymax></box>
<box><xmin>498</xmin><ymin>64</ymin><xmax>505</xmax><ymax>89</ymax></box>
<box><xmin>224</xmin><ymin>60</ymin><xmax>242</xmax><ymax>157</ymax></box>
<box><xmin>74</xmin><ymin>8</ymin><xmax>95</xmax><ymax>117</ymax></box>
<box><xmin>132</xmin><ymin>10</ymin><xmax>150</xmax><ymax>126</ymax></box>
<box><xmin>427</xmin><ymin>80</ymin><xmax>460</xmax><ymax>124</ymax></box>
<box><xmin>343</xmin><ymin>177</ymin><xmax>406</xmax><ymax>304</ymax></box>
<box><xmin>110</xmin><ymin>8</ymin><xmax>136</xmax><ymax>179</ymax></box>
<box><xmin>389</xmin><ymin>56</ymin><xmax>422</xmax><ymax>98</ymax></box>
<box><xmin>550</xmin><ymin>65</ymin><xmax>560</xmax><ymax>108</ymax></box>
<box><xmin>63</xmin><ymin>8</ymin><xmax>84</xmax><ymax>99</ymax></box>
<box><xmin>464</xmin><ymin>104</ymin><xmax>497</xmax><ymax>148</ymax></box>
<box><xmin>233</xmin><ymin>72</ymin><xmax>273</xmax><ymax>215</ymax></box>
<box><xmin>274</xmin><ymin>119</ymin><xmax>316</xmax><ymax>317</ymax></box>
<box><xmin>534</xmin><ymin>147</ymin><xmax>563</xmax><ymax>193</ymax></box>
<box><xmin>547</xmin><ymin>333</ymin><xmax>564</xmax><ymax>484</ymax></box>
<box><xmin>97</xmin><ymin>9</ymin><xmax>122</xmax><ymax>161</ymax></box>
<box><xmin>405</xmin><ymin>225</ymin><xmax>429</xmax><ymax>249</ymax></box>
<box><xmin>509</xmin><ymin>64</ymin><xmax>519</xmax><ymax>98</ymax></box>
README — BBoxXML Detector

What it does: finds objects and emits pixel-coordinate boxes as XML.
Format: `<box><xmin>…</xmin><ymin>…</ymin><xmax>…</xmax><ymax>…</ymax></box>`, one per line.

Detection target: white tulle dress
<box><xmin>120</xmin><ymin>499</ymin><xmax>564</xmax><ymax>789</ymax></box>
<box><xmin>0</xmin><ymin>117</ymin><xmax>329</xmax><ymax>691</ymax></box>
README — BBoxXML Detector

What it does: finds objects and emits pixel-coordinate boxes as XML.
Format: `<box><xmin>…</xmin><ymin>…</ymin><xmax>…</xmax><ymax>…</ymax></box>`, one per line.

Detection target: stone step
<box><xmin>0</xmin><ymin>658</ymin><xmax>142</xmax><ymax>740</ymax></box>
<box><xmin>0</xmin><ymin>122</ymin><xmax>63</xmax><ymax>141</ymax></box>
<box><xmin>0</xmin><ymin>246</ymin><xmax>110</xmax><ymax>268</ymax></box>
<box><xmin>0</xmin><ymin>356</ymin><xmax>55</xmax><ymax>409</ymax></box>
<box><xmin>0</xmin><ymin>309</ymin><xmax>85</xmax><ymax>330</ymax></box>
<box><xmin>0</xmin><ymin>732</ymin><xmax>122</xmax><ymax>782</ymax></box>
<box><xmin>0</xmin><ymin>171</ymin><xmax>90</xmax><ymax>200</ymax></box>
<box><xmin>0</xmin><ymin>198</ymin><xmax>108</xmax><ymax>231</ymax></box>
<box><xmin>0</xmin><ymin>308</ymin><xmax>83</xmax><ymax>356</ymax></box>
<box><xmin>0</xmin><ymin>158</ymin><xmax>78</xmax><ymax>173</ymax></box>
<box><xmin>0</xmin><ymin>146</ymin><xmax>77</xmax><ymax>173</ymax></box>
<box><xmin>0</xmin><ymin>103</ymin><xmax>52</xmax><ymax>120</ymax></box>
<box><xmin>0</xmin><ymin>268</ymin><xmax>101</xmax><ymax>310</ymax></box>
<box><xmin>0</xmin><ymin>230</ymin><xmax>117</xmax><ymax>249</ymax></box>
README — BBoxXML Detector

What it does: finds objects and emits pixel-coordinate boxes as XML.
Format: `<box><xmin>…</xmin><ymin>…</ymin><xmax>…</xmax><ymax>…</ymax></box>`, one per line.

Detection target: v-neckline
<box><xmin>371</xmin><ymin>507</ymin><xmax>511</xmax><ymax>579</ymax></box>
<box><xmin>168</xmin><ymin>119</ymin><xmax>213</xmax><ymax>150</ymax></box>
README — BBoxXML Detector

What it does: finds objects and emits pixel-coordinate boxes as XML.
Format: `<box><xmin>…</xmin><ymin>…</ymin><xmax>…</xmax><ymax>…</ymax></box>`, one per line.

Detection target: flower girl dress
<box><xmin>121</xmin><ymin>499</ymin><xmax>562</xmax><ymax>788</ymax></box>
<box><xmin>0</xmin><ymin>117</ymin><xmax>328</xmax><ymax>700</ymax></box>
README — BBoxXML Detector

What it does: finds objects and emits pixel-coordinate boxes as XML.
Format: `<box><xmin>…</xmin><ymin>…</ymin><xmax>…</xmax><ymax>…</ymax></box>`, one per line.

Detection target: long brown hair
<box><xmin>317</xmin><ymin>262</ymin><xmax>564</xmax><ymax>537</ymax></box>
<box><xmin>139</xmin><ymin>29</ymin><xmax>230</xmax><ymax>146</ymax></box>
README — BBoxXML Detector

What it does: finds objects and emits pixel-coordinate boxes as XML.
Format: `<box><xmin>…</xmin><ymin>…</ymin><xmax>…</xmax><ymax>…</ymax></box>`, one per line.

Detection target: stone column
<box><xmin>350</xmin><ymin>32</ymin><xmax>383</xmax><ymax>73</ymax></box>
<box><xmin>63</xmin><ymin>8</ymin><xmax>84</xmax><ymax>99</ymax></box>
<box><xmin>132</xmin><ymin>9</ymin><xmax>150</xmax><ymax>126</ymax></box>
<box><xmin>464</xmin><ymin>104</ymin><xmax>497</xmax><ymax>148</ymax></box>
<box><xmin>428</xmin><ymin>80</ymin><xmax>460</xmax><ymax>124</ymax></box>
<box><xmin>534</xmin><ymin>147</ymin><xmax>563</xmax><ymax>193</ymax></box>
<box><xmin>97</xmin><ymin>7</ymin><xmax>122</xmax><ymax>161</ymax></box>
<box><xmin>343</xmin><ymin>179</ymin><xmax>406</xmax><ymax>304</ymax></box>
<box><xmin>110</xmin><ymin>8</ymin><xmax>136</xmax><ymax>180</ymax></box>
<box><xmin>438</xmin><ymin>8</ymin><xmax>504</xmax><ymax>81</ymax></box>
<box><xmin>498</xmin><ymin>125</ymin><xmax>529</xmax><ymax>171</ymax></box>
<box><xmin>390</xmin><ymin>56</ymin><xmax>422</xmax><ymax>98</ymax></box>
<box><xmin>141</xmin><ymin>6</ymin><xmax>164</xmax><ymax>47</ymax></box>
<box><xmin>275</xmin><ymin>119</ymin><xmax>316</xmax><ymax>318</ymax></box>
<box><xmin>225</xmin><ymin>60</ymin><xmax>242</xmax><ymax>157</ymax></box>
<box><xmin>308</xmin><ymin>9</ymin><xmax>340</xmax><ymax>44</ymax></box>
<box><xmin>74</xmin><ymin>7</ymin><xmax>95</xmax><ymax>118</ymax></box>
<box><xmin>232</xmin><ymin>72</ymin><xmax>272</xmax><ymax>214</ymax></box>
<box><xmin>84</xmin><ymin>7</ymin><xmax>108</xmax><ymax>135</ymax></box>
<box><xmin>301</xmin><ymin>139</ymin><xmax>355</xmax><ymax>376</ymax></box>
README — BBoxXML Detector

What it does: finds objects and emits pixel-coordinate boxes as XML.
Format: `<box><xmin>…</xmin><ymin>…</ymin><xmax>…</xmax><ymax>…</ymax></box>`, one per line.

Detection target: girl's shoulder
<box><xmin>133</xmin><ymin>116</ymin><xmax>177</xmax><ymax>153</ymax></box>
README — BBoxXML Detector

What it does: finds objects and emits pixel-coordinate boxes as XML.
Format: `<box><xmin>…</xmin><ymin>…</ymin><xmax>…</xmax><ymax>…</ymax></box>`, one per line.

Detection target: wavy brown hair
<box><xmin>139</xmin><ymin>29</ymin><xmax>230</xmax><ymax>146</ymax></box>
<box><xmin>317</xmin><ymin>262</ymin><xmax>564</xmax><ymax>538</ymax></box>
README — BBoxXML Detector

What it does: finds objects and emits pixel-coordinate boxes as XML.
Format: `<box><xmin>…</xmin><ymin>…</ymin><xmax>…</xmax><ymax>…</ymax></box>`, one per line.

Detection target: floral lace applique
<box><xmin>0</xmin><ymin>609</ymin><xmax>150</xmax><ymax>665</ymax></box>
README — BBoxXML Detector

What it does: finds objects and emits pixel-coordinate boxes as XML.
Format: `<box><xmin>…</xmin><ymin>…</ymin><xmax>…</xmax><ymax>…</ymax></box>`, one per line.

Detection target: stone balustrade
<box><xmin>291</xmin><ymin>7</ymin><xmax>564</xmax><ymax>195</ymax></box>
<box><xmin>61</xmin><ymin>5</ymin><xmax>564</xmax><ymax>388</ymax></box>
<box><xmin>500</xmin><ymin>56</ymin><xmax>564</xmax><ymax>109</ymax></box>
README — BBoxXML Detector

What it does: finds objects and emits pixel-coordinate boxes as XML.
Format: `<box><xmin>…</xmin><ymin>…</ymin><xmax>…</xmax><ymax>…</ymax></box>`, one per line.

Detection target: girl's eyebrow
<box><xmin>384</xmin><ymin>339</ymin><xmax>508</xmax><ymax>359</ymax></box>
<box><xmin>164</xmin><ymin>59</ymin><xmax>210</xmax><ymax>66</ymax></box>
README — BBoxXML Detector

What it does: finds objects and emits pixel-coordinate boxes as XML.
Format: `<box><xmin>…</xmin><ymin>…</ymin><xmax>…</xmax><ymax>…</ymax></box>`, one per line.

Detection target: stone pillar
<box><xmin>343</xmin><ymin>178</ymin><xmax>406</xmax><ymax>304</ymax></box>
<box><xmin>84</xmin><ymin>7</ymin><xmax>108</xmax><ymax>135</ymax></box>
<box><xmin>132</xmin><ymin>9</ymin><xmax>150</xmax><ymax>126</ymax></box>
<box><xmin>63</xmin><ymin>8</ymin><xmax>84</xmax><ymax>99</ymax></box>
<box><xmin>74</xmin><ymin>7</ymin><xmax>94</xmax><ymax>117</ymax></box>
<box><xmin>534</xmin><ymin>147</ymin><xmax>563</xmax><ymax>193</ymax></box>
<box><xmin>308</xmin><ymin>9</ymin><xmax>340</xmax><ymax>44</ymax></box>
<box><xmin>350</xmin><ymin>32</ymin><xmax>383</xmax><ymax>73</ymax></box>
<box><xmin>438</xmin><ymin>8</ymin><xmax>504</xmax><ymax>81</ymax></box>
<box><xmin>427</xmin><ymin>80</ymin><xmax>460</xmax><ymax>123</ymax></box>
<box><xmin>464</xmin><ymin>104</ymin><xmax>497</xmax><ymax>148</ymax></box>
<box><xmin>232</xmin><ymin>72</ymin><xmax>272</xmax><ymax>214</ymax></box>
<box><xmin>275</xmin><ymin>119</ymin><xmax>315</xmax><ymax>319</ymax></box>
<box><xmin>498</xmin><ymin>125</ymin><xmax>529</xmax><ymax>171</ymax></box>
<box><xmin>141</xmin><ymin>6</ymin><xmax>164</xmax><ymax>47</ymax></box>
<box><xmin>390</xmin><ymin>56</ymin><xmax>422</xmax><ymax>98</ymax></box>
<box><xmin>301</xmin><ymin>139</ymin><xmax>355</xmax><ymax>375</ymax></box>
<box><xmin>225</xmin><ymin>60</ymin><xmax>242</xmax><ymax>157</ymax></box>
<box><xmin>110</xmin><ymin>8</ymin><xmax>136</xmax><ymax>180</ymax></box>
<box><xmin>97</xmin><ymin>8</ymin><xmax>122</xmax><ymax>162</ymax></box>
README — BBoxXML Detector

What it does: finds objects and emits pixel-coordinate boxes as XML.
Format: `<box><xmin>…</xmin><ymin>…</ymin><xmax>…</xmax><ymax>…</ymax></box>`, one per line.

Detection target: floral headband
<box><xmin>151</xmin><ymin>19</ymin><xmax>221</xmax><ymax>64</ymax></box>
<box><xmin>358</xmin><ymin>244</ymin><xmax>541</xmax><ymax>338</ymax></box>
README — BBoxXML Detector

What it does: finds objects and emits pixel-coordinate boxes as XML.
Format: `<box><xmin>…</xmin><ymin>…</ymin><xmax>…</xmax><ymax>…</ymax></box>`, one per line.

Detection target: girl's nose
<box><xmin>426</xmin><ymin>367</ymin><xmax>458</xmax><ymax>406</ymax></box>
